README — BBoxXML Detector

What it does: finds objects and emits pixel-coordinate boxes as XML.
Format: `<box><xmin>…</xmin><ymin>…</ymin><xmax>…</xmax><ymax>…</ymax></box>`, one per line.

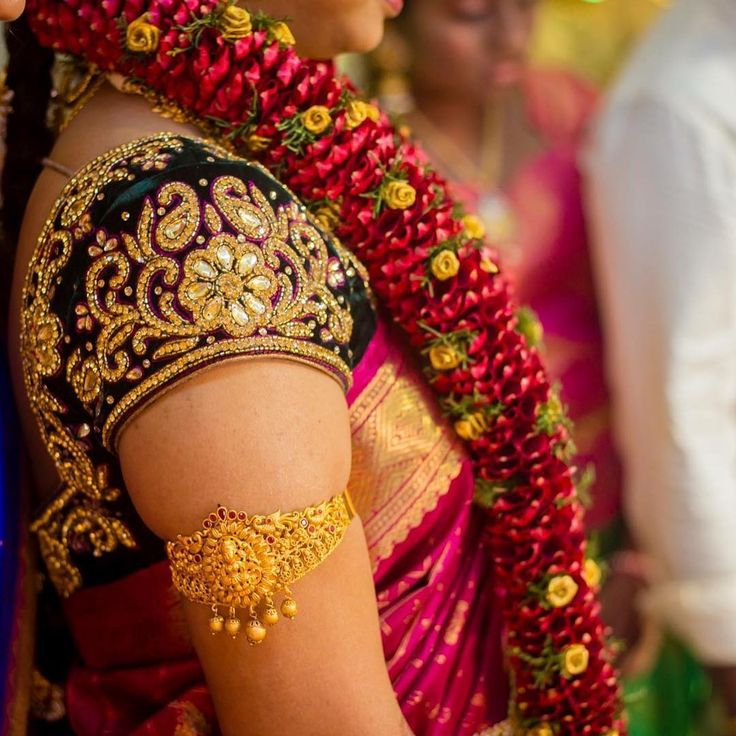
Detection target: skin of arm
<box><xmin>119</xmin><ymin>358</ymin><xmax>413</xmax><ymax>736</ymax></box>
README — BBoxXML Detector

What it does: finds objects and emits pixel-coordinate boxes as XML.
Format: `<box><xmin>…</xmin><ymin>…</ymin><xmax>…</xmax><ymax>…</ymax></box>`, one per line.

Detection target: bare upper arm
<box><xmin>119</xmin><ymin>359</ymin><xmax>410</xmax><ymax>736</ymax></box>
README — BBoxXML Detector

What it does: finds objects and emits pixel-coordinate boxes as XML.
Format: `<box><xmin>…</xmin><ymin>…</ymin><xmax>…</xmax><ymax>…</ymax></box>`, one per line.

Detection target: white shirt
<box><xmin>585</xmin><ymin>0</ymin><xmax>736</xmax><ymax>664</ymax></box>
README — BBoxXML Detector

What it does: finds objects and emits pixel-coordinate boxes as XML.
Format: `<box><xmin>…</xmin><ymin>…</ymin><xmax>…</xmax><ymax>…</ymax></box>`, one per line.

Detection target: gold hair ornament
<box><xmin>167</xmin><ymin>490</ymin><xmax>356</xmax><ymax>644</ymax></box>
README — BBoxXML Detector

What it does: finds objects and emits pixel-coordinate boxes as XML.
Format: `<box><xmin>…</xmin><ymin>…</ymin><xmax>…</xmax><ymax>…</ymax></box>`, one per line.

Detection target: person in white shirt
<box><xmin>585</xmin><ymin>0</ymin><xmax>736</xmax><ymax>715</ymax></box>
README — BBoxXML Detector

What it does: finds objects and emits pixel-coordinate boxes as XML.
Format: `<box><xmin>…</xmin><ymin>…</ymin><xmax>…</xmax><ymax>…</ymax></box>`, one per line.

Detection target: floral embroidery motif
<box><xmin>25</xmin><ymin>302</ymin><xmax>63</xmax><ymax>377</ymax></box>
<box><xmin>22</xmin><ymin>134</ymin><xmax>368</xmax><ymax>597</ymax></box>
<box><xmin>66</xmin><ymin>349</ymin><xmax>103</xmax><ymax>406</ymax></box>
<box><xmin>180</xmin><ymin>237</ymin><xmax>276</xmax><ymax>335</ymax></box>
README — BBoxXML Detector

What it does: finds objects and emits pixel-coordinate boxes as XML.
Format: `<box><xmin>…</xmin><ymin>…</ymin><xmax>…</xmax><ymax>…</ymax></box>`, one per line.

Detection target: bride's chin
<box><xmin>341</xmin><ymin>24</ymin><xmax>386</xmax><ymax>56</ymax></box>
<box><xmin>0</xmin><ymin>0</ymin><xmax>25</xmax><ymax>21</ymax></box>
<box><xmin>299</xmin><ymin>26</ymin><xmax>386</xmax><ymax>59</ymax></box>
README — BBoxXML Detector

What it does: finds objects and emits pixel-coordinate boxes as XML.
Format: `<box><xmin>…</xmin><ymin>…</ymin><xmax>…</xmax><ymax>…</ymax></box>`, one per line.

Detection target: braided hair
<box><xmin>1</xmin><ymin>14</ymin><xmax>54</xmax><ymax>315</ymax></box>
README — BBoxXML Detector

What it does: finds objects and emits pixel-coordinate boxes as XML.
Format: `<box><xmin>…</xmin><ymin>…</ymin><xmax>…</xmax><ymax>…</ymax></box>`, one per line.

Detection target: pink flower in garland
<box><xmin>25</xmin><ymin>0</ymin><xmax>625</xmax><ymax>732</ymax></box>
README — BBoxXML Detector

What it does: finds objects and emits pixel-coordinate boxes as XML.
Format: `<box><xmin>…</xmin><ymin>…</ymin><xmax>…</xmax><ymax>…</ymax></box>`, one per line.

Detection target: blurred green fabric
<box><xmin>625</xmin><ymin>638</ymin><xmax>713</xmax><ymax>736</ymax></box>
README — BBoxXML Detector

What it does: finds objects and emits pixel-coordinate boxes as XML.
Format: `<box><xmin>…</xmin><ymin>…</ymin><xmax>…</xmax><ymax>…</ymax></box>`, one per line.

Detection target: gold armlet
<box><xmin>166</xmin><ymin>490</ymin><xmax>356</xmax><ymax>644</ymax></box>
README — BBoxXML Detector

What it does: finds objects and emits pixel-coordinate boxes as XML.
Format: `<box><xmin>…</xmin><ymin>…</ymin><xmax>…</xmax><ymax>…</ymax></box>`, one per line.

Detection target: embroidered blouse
<box><xmin>21</xmin><ymin>133</ymin><xmax>375</xmax><ymax>598</ymax></box>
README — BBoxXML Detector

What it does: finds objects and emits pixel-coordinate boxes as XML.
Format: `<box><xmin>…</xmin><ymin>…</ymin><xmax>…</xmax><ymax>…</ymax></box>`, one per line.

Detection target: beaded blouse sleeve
<box><xmin>21</xmin><ymin>133</ymin><xmax>374</xmax><ymax>597</ymax></box>
<box><xmin>22</xmin><ymin>133</ymin><xmax>372</xmax><ymax>454</ymax></box>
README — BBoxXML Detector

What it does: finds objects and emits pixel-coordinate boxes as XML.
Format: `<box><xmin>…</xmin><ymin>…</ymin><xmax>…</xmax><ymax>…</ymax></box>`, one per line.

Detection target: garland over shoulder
<box><xmin>27</xmin><ymin>1</ymin><xmax>624</xmax><ymax>733</ymax></box>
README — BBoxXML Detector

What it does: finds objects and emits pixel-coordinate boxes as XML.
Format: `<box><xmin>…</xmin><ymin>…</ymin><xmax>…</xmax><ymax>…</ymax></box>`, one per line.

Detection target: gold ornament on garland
<box><xmin>546</xmin><ymin>575</ymin><xmax>579</xmax><ymax>608</ymax></box>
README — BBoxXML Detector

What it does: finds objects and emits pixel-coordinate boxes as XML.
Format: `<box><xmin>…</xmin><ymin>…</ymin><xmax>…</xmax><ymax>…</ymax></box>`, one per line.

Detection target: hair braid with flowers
<box><xmin>26</xmin><ymin>1</ymin><xmax>623</xmax><ymax>733</ymax></box>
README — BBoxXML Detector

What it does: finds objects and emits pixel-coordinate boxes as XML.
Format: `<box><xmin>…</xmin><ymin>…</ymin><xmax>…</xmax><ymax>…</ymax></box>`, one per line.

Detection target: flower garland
<box><xmin>27</xmin><ymin>1</ymin><xmax>624</xmax><ymax>733</ymax></box>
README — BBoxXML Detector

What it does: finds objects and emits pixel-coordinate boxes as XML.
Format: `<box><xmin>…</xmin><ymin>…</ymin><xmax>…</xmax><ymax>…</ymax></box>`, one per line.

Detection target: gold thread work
<box><xmin>167</xmin><ymin>490</ymin><xmax>356</xmax><ymax>644</ymax></box>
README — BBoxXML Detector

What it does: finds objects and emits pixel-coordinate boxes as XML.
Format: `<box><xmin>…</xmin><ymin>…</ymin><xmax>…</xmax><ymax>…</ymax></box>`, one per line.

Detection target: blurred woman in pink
<box><xmin>377</xmin><ymin>0</ymin><xmax>617</xmax><ymax>529</ymax></box>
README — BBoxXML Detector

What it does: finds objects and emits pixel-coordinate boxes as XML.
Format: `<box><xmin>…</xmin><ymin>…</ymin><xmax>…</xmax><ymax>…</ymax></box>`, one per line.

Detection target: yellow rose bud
<box><xmin>431</xmin><ymin>250</ymin><xmax>460</xmax><ymax>281</ymax></box>
<box><xmin>454</xmin><ymin>411</ymin><xmax>488</xmax><ymax>441</ymax></box>
<box><xmin>126</xmin><ymin>14</ymin><xmax>160</xmax><ymax>54</ymax></box>
<box><xmin>246</xmin><ymin>133</ymin><xmax>271</xmax><ymax>153</ymax></box>
<box><xmin>546</xmin><ymin>575</ymin><xmax>579</xmax><ymax>608</ymax></box>
<box><xmin>546</xmin><ymin>393</ymin><xmax>563</xmax><ymax>422</ymax></box>
<box><xmin>302</xmin><ymin>105</ymin><xmax>332</xmax><ymax>135</ymax></box>
<box><xmin>344</xmin><ymin>100</ymin><xmax>369</xmax><ymax>130</ymax></box>
<box><xmin>314</xmin><ymin>205</ymin><xmax>340</xmax><ymax>232</ymax></box>
<box><xmin>382</xmin><ymin>179</ymin><xmax>416</xmax><ymax>210</ymax></box>
<box><xmin>516</xmin><ymin>306</ymin><xmax>543</xmax><ymax>346</ymax></box>
<box><xmin>528</xmin><ymin>725</ymin><xmax>554</xmax><ymax>736</ymax></box>
<box><xmin>454</xmin><ymin>419</ymin><xmax>474</xmax><ymax>441</ymax></box>
<box><xmin>462</xmin><ymin>213</ymin><xmax>485</xmax><ymax>240</ymax></box>
<box><xmin>562</xmin><ymin>644</ymin><xmax>590</xmax><ymax>677</ymax></box>
<box><xmin>583</xmin><ymin>558</ymin><xmax>602</xmax><ymax>589</ymax></box>
<box><xmin>219</xmin><ymin>5</ymin><xmax>252</xmax><ymax>41</ymax></box>
<box><xmin>428</xmin><ymin>344</ymin><xmax>460</xmax><ymax>371</ymax></box>
<box><xmin>270</xmin><ymin>20</ymin><xmax>295</xmax><ymax>46</ymax></box>
<box><xmin>480</xmin><ymin>257</ymin><xmax>499</xmax><ymax>274</ymax></box>
<box><xmin>365</xmin><ymin>104</ymin><xmax>381</xmax><ymax>123</ymax></box>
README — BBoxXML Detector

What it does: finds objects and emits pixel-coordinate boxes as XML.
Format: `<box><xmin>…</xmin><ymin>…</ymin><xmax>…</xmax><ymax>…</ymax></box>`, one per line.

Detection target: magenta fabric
<box><xmin>352</xmin><ymin>325</ymin><xmax>508</xmax><ymax>733</ymax></box>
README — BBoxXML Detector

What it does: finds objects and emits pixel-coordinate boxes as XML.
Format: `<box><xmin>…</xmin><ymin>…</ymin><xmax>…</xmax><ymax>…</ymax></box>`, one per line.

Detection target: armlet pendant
<box><xmin>166</xmin><ymin>490</ymin><xmax>356</xmax><ymax>644</ymax></box>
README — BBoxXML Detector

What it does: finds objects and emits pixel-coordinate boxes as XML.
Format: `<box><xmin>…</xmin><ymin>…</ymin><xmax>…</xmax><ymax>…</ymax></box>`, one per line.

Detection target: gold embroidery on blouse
<box><xmin>348</xmin><ymin>346</ymin><xmax>465</xmax><ymax>567</ymax></box>
<box><xmin>101</xmin><ymin>174</ymin><xmax>353</xmax><ymax>447</ymax></box>
<box><xmin>24</xmin><ymin>182</ymin><xmax>142</xmax><ymax>595</ymax></box>
<box><xmin>57</xmin><ymin>138</ymin><xmax>185</xmax><ymax>230</ymax></box>
<box><xmin>22</xmin><ymin>133</ymin><xmax>359</xmax><ymax>597</ymax></box>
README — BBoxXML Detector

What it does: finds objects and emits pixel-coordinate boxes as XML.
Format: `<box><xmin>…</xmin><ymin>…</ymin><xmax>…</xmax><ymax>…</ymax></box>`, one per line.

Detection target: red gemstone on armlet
<box><xmin>217</xmin><ymin>508</ymin><xmax>227</xmax><ymax>520</ymax></box>
<box><xmin>228</xmin><ymin>510</ymin><xmax>237</xmax><ymax>519</ymax></box>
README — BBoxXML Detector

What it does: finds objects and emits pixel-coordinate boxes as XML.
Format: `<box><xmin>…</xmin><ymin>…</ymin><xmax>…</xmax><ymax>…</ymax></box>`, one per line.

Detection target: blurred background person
<box><xmin>586</xmin><ymin>0</ymin><xmax>736</xmax><ymax>730</ymax></box>
<box><xmin>367</xmin><ymin>0</ymin><xmax>710</xmax><ymax>733</ymax></box>
<box><xmin>373</xmin><ymin>0</ymin><xmax>618</xmax><ymax>528</ymax></box>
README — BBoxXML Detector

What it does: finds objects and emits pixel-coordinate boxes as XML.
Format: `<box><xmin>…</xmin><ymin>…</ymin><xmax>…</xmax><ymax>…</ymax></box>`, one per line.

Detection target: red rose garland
<box><xmin>27</xmin><ymin>1</ymin><xmax>624</xmax><ymax>733</ymax></box>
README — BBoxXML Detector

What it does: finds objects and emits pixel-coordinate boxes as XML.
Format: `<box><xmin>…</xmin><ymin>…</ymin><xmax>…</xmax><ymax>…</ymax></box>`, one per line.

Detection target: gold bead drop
<box><xmin>245</xmin><ymin>618</ymin><xmax>267</xmax><ymax>644</ymax></box>
<box><xmin>224</xmin><ymin>616</ymin><xmax>241</xmax><ymax>637</ymax></box>
<box><xmin>281</xmin><ymin>598</ymin><xmax>298</xmax><ymax>619</ymax></box>
<box><xmin>262</xmin><ymin>607</ymin><xmax>279</xmax><ymax>626</ymax></box>
<box><xmin>209</xmin><ymin>614</ymin><xmax>224</xmax><ymax>634</ymax></box>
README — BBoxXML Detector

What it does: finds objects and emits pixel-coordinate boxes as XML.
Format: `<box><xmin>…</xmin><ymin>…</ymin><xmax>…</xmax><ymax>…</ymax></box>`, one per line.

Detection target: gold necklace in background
<box><xmin>406</xmin><ymin>103</ymin><xmax>519</xmax><ymax>259</ymax></box>
<box><xmin>406</xmin><ymin>101</ymin><xmax>503</xmax><ymax>193</ymax></box>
